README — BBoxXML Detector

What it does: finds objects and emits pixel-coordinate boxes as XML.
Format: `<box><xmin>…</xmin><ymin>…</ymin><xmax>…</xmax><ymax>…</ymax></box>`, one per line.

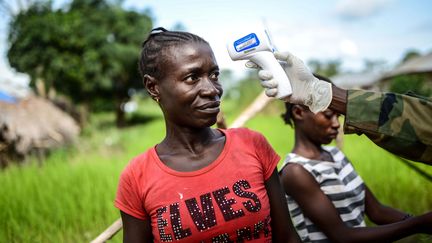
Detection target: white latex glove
<box><xmin>245</xmin><ymin>51</ymin><xmax>332</xmax><ymax>113</ymax></box>
<box><xmin>256</xmin><ymin>69</ymin><xmax>279</xmax><ymax>97</ymax></box>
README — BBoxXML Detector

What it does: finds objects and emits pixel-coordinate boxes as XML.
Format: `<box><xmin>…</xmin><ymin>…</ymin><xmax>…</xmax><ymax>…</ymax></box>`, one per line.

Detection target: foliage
<box><xmin>389</xmin><ymin>74</ymin><xmax>432</xmax><ymax>98</ymax></box>
<box><xmin>400</xmin><ymin>49</ymin><xmax>421</xmax><ymax>63</ymax></box>
<box><xmin>307</xmin><ymin>59</ymin><xmax>341</xmax><ymax>78</ymax></box>
<box><xmin>171</xmin><ymin>22</ymin><xmax>187</xmax><ymax>31</ymax></box>
<box><xmin>223</xmin><ymin>70</ymin><xmax>261</xmax><ymax>101</ymax></box>
<box><xmin>7</xmin><ymin>0</ymin><xmax>153</xmax><ymax>126</ymax></box>
<box><xmin>362</xmin><ymin>58</ymin><xmax>388</xmax><ymax>73</ymax></box>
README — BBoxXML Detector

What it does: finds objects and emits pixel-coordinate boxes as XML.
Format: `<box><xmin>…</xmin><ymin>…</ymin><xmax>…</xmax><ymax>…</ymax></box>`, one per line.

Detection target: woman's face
<box><xmin>303</xmin><ymin>108</ymin><xmax>340</xmax><ymax>145</ymax></box>
<box><xmin>157</xmin><ymin>42</ymin><xmax>223</xmax><ymax>128</ymax></box>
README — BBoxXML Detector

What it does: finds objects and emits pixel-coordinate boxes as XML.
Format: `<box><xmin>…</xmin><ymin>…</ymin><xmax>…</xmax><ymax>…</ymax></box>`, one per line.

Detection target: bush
<box><xmin>389</xmin><ymin>74</ymin><xmax>432</xmax><ymax>98</ymax></box>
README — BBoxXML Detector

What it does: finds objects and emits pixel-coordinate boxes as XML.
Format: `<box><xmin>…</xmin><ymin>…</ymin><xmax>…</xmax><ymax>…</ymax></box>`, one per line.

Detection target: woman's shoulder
<box><xmin>282</xmin><ymin>152</ymin><xmax>316</xmax><ymax>166</ymax></box>
<box><xmin>280</xmin><ymin>150</ymin><xmax>344</xmax><ymax>177</ymax></box>
<box><xmin>226</xmin><ymin>127</ymin><xmax>254</xmax><ymax>134</ymax></box>
<box><xmin>279</xmin><ymin>161</ymin><xmax>315</xmax><ymax>190</ymax></box>
<box><xmin>322</xmin><ymin>145</ymin><xmax>342</xmax><ymax>155</ymax></box>
<box><xmin>225</xmin><ymin>127</ymin><xmax>265</xmax><ymax>140</ymax></box>
<box><xmin>280</xmin><ymin>153</ymin><xmax>311</xmax><ymax>173</ymax></box>
<box><xmin>322</xmin><ymin>146</ymin><xmax>350</xmax><ymax>163</ymax></box>
<box><xmin>226</xmin><ymin>128</ymin><xmax>273</xmax><ymax>151</ymax></box>
<box><xmin>121</xmin><ymin>146</ymin><xmax>157</xmax><ymax>174</ymax></box>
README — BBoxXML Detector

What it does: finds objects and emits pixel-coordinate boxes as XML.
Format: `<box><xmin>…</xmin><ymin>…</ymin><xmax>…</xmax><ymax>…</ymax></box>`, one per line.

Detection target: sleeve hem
<box><xmin>345</xmin><ymin>90</ymin><xmax>382</xmax><ymax>134</ymax></box>
<box><xmin>114</xmin><ymin>200</ymin><xmax>148</xmax><ymax>220</ymax></box>
<box><xmin>264</xmin><ymin>155</ymin><xmax>280</xmax><ymax>181</ymax></box>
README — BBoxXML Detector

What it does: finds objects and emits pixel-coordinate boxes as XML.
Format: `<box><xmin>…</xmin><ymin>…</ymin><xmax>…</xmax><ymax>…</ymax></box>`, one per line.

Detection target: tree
<box><xmin>7</xmin><ymin>0</ymin><xmax>153</xmax><ymax>127</ymax></box>
<box><xmin>400</xmin><ymin>49</ymin><xmax>420</xmax><ymax>64</ymax></box>
<box><xmin>389</xmin><ymin>74</ymin><xmax>431</xmax><ymax>97</ymax></box>
<box><xmin>307</xmin><ymin>59</ymin><xmax>341</xmax><ymax>78</ymax></box>
<box><xmin>362</xmin><ymin>58</ymin><xmax>387</xmax><ymax>73</ymax></box>
<box><xmin>171</xmin><ymin>22</ymin><xmax>187</xmax><ymax>31</ymax></box>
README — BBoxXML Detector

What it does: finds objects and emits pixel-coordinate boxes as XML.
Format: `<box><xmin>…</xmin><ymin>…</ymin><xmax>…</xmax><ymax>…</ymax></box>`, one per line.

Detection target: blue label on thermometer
<box><xmin>234</xmin><ymin>33</ymin><xmax>260</xmax><ymax>52</ymax></box>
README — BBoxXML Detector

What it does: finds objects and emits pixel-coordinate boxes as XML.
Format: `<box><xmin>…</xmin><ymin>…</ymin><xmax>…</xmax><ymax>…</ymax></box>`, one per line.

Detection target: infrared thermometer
<box><xmin>226</xmin><ymin>30</ymin><xmax>292</xmax><ymax>99</ymax></box>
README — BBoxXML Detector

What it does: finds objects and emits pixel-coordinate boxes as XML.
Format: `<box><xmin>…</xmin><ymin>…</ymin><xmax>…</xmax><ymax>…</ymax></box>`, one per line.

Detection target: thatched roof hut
<box><xmin>330</xmin><ymin>52</ymin><xmax>432</xmax><ymax>91</ymax></box>
<box><xmin>381</xmin><ymin>52</ymin><xmax>432</xmax><ymax>79</ymax></box>
<box><xmin>0</xmin><ymin>95</ymin><xmax>80</xmax><ymax>167</ymax></box>
<box><xmin>330</xmin><ymin>72</ymin><xmax>383</xmax><ymax>89</ymax></box>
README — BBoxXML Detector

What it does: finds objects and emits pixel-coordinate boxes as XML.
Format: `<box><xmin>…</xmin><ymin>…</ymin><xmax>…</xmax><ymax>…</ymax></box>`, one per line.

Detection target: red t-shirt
<box><xmin>115</xmin><ymin>128</ymin><xmax>280</xmax><ymax>242</ymax></box>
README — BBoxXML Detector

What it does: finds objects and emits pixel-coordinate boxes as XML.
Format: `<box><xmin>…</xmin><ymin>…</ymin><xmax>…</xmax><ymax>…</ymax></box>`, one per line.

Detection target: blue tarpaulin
<box><xmin>0</xmin><ymin>91</ymin><xmax>17</xmax><ymax>103</ymax></box>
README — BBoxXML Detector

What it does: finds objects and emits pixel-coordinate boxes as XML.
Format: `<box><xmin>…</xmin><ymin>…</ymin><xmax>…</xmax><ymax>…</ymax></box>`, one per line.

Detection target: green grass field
<box><xmin>1</xmin><ymin>99</ymin><xmax>431</xmax><ymax>242</ymax></box>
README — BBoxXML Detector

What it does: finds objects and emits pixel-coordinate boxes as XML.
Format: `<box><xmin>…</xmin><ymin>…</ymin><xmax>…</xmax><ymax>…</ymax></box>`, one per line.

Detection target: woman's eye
<box><xmin>185</xmin><ymin>75</ymin><xmax>199</xmax><ymax>83</ymax></box>
<box><xmin>210</xmin><ymin>72</ymin><xmax>219</xmax><ymax>81</ymax></box>
<box><xmin>324</xmin><ymin>112</ymin><xmax>334</xmax><ymax>119</ymax></box>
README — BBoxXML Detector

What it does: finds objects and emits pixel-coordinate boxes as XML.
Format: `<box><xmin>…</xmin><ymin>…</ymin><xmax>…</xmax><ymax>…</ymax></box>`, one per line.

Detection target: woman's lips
<box><xmin>196</xmin><ymin>101</ymin><xmax>220</xmax><ymax>113</ymax></box>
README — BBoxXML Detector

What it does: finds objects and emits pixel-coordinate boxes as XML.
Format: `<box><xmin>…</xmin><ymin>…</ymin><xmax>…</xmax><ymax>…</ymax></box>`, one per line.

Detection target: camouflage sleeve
<box><xmin>344</xmin><ymin>90</ymin><xmax>432</xmax><ymax>164</ymax></box>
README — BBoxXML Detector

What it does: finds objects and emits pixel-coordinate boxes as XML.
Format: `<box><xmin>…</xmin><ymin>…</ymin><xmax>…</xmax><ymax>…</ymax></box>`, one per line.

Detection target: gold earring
<box><xmin>154</xmin><ymin>97</ymin><xmax>160</xmax><ymax>103</ymax></box>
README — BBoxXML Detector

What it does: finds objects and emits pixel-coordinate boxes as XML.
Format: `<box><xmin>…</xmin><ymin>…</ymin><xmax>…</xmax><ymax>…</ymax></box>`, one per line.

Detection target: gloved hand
<box><xmin>245</xmin><ymin>51</ymin><xmax>332</xmax><ymax>113</ymax></box>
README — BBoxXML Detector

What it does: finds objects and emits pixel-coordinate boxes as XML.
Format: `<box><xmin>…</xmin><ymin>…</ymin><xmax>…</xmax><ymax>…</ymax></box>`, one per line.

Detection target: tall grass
<box><xmin>0</xmin><ymin>100</ymin><xmax>166</xmax><ymax>243</ymax></box>
<box><xmin>0</xmin><ymin>99</ymin><xmax>431</xmax><ymax>242</ymax></box>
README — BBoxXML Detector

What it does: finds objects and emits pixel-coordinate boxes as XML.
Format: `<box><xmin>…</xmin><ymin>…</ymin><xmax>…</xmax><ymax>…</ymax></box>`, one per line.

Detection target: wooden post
<box><xmin>90</xmin><ymin>218</ymin><xmax>123</xmax><ymax>243</ymax></box>
<box><xmin>229</xmin><ymin>91</ymin><xmax>272</xmax><ymax>128</ymax></box>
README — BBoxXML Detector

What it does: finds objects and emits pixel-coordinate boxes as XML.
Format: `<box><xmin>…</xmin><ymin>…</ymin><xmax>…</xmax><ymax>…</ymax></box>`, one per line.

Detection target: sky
<box><xmin>1</xmin><ymin>0</ymin><xmax>432</xmax><ymax>86</ymax></box>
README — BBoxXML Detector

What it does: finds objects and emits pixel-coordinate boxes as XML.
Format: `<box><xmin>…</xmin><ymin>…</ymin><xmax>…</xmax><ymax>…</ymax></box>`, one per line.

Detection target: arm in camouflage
<box><xmin>344</xmin><ymin>90</ymin><xmax>432</xmax><ymax>165</ymax></box>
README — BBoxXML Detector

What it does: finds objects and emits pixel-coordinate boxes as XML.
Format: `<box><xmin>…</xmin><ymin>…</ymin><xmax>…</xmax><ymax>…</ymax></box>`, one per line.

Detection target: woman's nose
<box><xmin>332</xmin><ymin>115</ymin><xmax>340</xmax><ymax>128</ymax></box>
<box><xmin>200</xmin><ymin>78</ymin><xmax>221</xmax><ymax>97</ymax></box>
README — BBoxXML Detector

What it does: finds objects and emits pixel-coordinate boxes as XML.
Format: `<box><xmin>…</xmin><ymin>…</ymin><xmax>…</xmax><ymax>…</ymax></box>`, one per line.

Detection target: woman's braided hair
<box><xmin>138</xmin><ymin>27</ymin><xmax>209</xmax><ymax>80</ymax></box>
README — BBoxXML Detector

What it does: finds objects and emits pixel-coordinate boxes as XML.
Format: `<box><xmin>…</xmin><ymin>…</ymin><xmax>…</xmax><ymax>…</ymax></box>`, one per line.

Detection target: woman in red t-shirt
<box><xmin>115</xmin><ymin>27</ymin><xmax>300</xmax><ymax>243</ymax></box>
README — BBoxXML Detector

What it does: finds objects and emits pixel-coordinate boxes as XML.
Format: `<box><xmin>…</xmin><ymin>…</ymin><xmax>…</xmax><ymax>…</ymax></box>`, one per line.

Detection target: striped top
<box><xmin>280</xmin><ymin>146</ymin><xmax>366</xmax><ymax>243</ymax></box>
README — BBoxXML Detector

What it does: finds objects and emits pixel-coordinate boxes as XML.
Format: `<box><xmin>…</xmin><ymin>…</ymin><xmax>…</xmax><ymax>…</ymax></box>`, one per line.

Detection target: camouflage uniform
<box><xmin>344</xmin><ymin>90</ymin><xmax>432</xmax><ymax>164</ymax></box>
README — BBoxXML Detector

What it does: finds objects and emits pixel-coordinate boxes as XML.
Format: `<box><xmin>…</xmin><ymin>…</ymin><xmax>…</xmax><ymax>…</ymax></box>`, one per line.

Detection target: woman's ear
<box><xmin>292</xmin><ymin>105</ymin><xmax>306</xmax><ymax>121</ymax></box>
<box><xmin>143</xmin><ymin>74</ymin><xmax>160</xmax><ymax>100</ymax></box>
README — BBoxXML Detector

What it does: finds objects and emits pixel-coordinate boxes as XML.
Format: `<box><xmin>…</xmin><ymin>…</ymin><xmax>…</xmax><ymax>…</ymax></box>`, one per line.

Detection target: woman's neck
<box><xmin>156</xmin><ymin>124</ymin><xmax>226</xmax><ymax>172</ymax></box>
<box><xmin>160</xmin><ymin>125</ymin><xmax>219</xmax><ymax>155</ymax></box>
<box><xmin>292</xmin><ymin>130</ymin><xmax>323</xmax><ymax>160</ymax></box>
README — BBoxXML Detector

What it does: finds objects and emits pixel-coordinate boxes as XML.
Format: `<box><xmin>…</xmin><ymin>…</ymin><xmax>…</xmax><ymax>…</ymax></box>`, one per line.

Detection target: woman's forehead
<box><xmin>164</xmin><ymin>43</ymin><xmax>216</xmax><ymax>66</ymax></box>
<box><xmin>167</xmin><ymin>42</ymin><xmax>212</xmax><ymax>56</ymax></box>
